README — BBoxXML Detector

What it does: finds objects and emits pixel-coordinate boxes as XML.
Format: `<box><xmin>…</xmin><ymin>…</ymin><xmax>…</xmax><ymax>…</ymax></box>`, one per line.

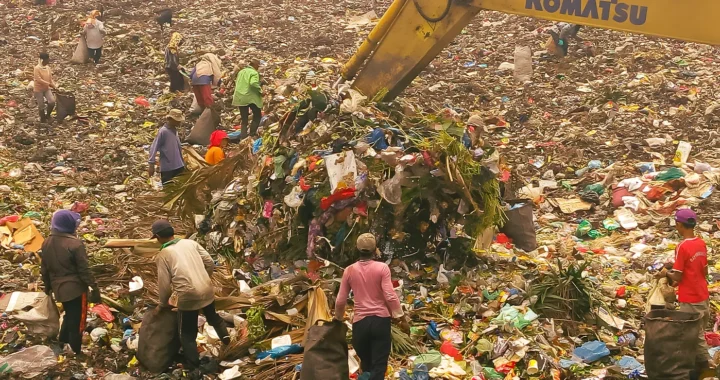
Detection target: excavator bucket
<box><xmin>346</xmin><ymin>0</ymin><xmax>720</xmax><ymax>101</ymax></box>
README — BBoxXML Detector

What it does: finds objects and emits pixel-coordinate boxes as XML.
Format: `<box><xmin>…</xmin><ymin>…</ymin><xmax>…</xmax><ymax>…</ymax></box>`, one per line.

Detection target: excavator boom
<box><xmin>344</xmin><ymin>0</ymin><xmax>720</xmax><ymax>101</ymax></box>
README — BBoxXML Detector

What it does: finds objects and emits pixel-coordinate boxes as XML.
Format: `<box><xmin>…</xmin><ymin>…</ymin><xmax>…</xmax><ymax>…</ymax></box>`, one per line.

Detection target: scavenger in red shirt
<box><xmin>666</xmin><ymin>209</ymin><xmax>711</xmax><ymax>368</ymax></box>
<box><xmin>673</xmin><ymin>237</ymin><xmax>709</xmax><ymax>303</ymax></box>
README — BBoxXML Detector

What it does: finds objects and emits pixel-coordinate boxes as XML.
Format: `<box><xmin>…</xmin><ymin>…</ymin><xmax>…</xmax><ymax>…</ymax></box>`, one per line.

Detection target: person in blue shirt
<box><xmin>149</xmin><ymin>109</ymin><xmax>186</xmax><ymax>184</ymax></box>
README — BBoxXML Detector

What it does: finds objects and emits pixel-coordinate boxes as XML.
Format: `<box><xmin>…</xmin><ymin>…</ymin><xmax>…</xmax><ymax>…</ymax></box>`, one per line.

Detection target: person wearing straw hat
<box><xmin>148</xmin><ymin>109</ymin><xmax>186</xmax><ymax>185</ymax></box>
<box><xmin>334</xmin><ymin>233</ymin><xmax>408</xmax><ymax>380</ymax></box>
<box><xmin>151</xmin><ymin>220</ymin><xmax>230</xmax><ymax>373</ymax></box>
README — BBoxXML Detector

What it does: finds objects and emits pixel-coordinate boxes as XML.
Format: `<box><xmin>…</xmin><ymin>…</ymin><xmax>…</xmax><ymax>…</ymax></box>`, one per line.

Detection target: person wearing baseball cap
<box><xmin>663</xmin><ymin>208</ymin><xmax>712</xmax><ymax>370</ymax></box>
<box><xmin>334</xmin><ymin>233</ymin><xmax>407</xmax><ymax>380</ymax></box>
<box><xmin>148</xmin><ymin>109</ymin><xmax>186</xmax><ymax>185</ymax></box>
<box><xmin>151</xmin><ymin>220</ymin><xmax>230</xmax><ymax>373</ymax></box>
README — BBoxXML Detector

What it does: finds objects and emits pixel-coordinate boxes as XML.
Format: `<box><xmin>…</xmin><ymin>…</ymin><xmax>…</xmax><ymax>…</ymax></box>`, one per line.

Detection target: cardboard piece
<box><xmin>2</xmin><ymin>218</ymin><xmax>44</xmax><ymax>252</ymax></box>
<box><xmin>552</xmin><ymin>198</ymin><xmax>593</xmax><ymax>214</ymax></box>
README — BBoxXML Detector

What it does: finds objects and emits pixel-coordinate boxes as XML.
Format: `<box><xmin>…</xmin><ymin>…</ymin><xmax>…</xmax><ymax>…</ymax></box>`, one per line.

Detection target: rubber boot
<box><xmin>39</xmin><ymin>108</ymin><xmax>47</xmax><ymax>123</ymax></box>
<box><xmin>46</xmin><ymin>103</ymin><xmax>55</xmax><ymax>122</ymax></box>
<box><xmin>249</xmin><ymin>118</ymin><xmax>260</xmax><ymax>137</ymax></box>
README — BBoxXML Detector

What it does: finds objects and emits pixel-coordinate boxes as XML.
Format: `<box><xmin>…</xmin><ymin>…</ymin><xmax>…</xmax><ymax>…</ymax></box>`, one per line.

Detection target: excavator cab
<box><xmin>341</xmin><ymin>0</ymin><xmax>720</xmax><ymax>101</ymax></box>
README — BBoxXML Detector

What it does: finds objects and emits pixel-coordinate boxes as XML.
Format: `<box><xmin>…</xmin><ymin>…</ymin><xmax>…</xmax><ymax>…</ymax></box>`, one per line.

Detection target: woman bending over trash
<box><xmin>190</xmin><ymin>53</ymin><xmax>223</xmax><ymax>110</ymax></box>
<box><xmin>165</xmin><ymin>32</ymin><xmax>185</xmax><ymax>93</ymax></box>
<box><xmin>33</xmin><ymin>52</ymin><xmax>57</xmax><ymax>123</ymax></box>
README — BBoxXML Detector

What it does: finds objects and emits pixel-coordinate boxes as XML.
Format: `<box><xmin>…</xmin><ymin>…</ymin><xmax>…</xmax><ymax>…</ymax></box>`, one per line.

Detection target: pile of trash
<box><xmin>167</xmin><ymin>85</ymin><xmax>506</xmax><ymax>268</ymax></box>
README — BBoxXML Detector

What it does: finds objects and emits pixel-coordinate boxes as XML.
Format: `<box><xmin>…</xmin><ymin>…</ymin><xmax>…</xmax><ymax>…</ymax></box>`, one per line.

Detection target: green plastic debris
<box><xmin>602</xmin><ymin>218</ymin><xmax>620</xmax><ymax>231</ymax></box>
<box><xmin>584</xmin><ymin>183</ymin><xmax>605</xmax><ymax>195</ymax></box>
<box><xmin>483</xmin><ymin>367</ymin><xmax>505</xmax><ymax>379</ymax></box>
<box><xmin>414</xmin><ymin>350</ymin><xmax>442</xmax><ymax>370</ymax></box>
<box><xmin>22</xmin><ymin>211</ymin><xmax>42</xmax><ymax>219</ymax></box>
<box><xmin>587</xmin><ymin>229</ymin><xmax>605</xmax><ymax>239</ymax></box>
<box><xmin>656</xmin><ymin>167</ymin><xmax>685</xmax><ymax>181</ymax></box>
<box><xmin>476</xmin><ymin>339</ymin><xmax>493</xmax><ymax>353</ymax></box>
<box><xmin>576</xmin><ymin>220</ymin><xmax>592</xmax><ymax>237</ymax></box>
<box><xmin>482</xmin><ymin>289</ymin><xmax>499</xmax><ymax>301</ymax></box>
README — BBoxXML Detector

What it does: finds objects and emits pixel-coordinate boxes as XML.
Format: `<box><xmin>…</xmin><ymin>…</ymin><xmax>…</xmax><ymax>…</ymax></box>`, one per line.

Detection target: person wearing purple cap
<box><xmin>41</xmin><ymin>210</ymin><xmax>100</xmax><ymax>356</ymax></box>
<box><xmin>663</xmin><ymin>208</ymin><xmax>711</xmax><ymax>370</ymax></box>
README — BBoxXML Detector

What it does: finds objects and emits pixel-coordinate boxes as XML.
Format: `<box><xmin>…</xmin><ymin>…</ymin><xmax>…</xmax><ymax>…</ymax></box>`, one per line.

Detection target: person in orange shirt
<box><xmin>33</xmin><ymin>52</ymin><xmax>57</xmax><ymax>123</ymax></box>
<box><xmin>205</xmin><ymin>130</ymin><xmax>229</xmax><ymax>165</ymax></box>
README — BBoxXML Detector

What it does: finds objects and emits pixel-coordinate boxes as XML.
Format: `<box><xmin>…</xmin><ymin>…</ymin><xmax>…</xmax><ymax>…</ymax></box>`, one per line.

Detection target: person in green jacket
<box><xmin>232</xmin><ymin>59</ymin><xmax>263</xmax><ymax>138</ymax></box>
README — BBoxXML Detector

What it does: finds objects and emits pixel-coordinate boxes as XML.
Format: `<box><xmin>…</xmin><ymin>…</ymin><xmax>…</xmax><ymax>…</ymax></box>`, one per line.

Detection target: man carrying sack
<box><xmin>152</xmin><ymin>220</ymin><xmax>230</xmax><ymax>375</ymax></box>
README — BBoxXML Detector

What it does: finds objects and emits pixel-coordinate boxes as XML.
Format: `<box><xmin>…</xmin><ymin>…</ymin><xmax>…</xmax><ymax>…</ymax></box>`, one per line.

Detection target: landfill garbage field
<box><xmin>1</xmin><ymin>0</ymin><xmax>720</xmax><ymax>379</ymax></box>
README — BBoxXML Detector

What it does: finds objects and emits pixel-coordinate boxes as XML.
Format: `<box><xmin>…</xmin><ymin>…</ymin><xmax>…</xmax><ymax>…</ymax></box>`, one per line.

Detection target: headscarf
<box><xmin>87</xmin><ymin>10</ymin><xmax>102</xmax><ymax>25</ymax></box>
<box><xmin>51</xmin><ymin>210</ymin><xmax>81</xmax><ymax>234</ymax></box>
<box><xmin>209</xmin><ymin>130</ymin><xmax>229</xmax><ymax>148</ymax></box>
<box><xmin>195</xmin><ymin>53</ymin><xmax>223</xmax><ymax>86</ymax></box>
<box><xmin>167</xmin><ymin>32</ymin><xmax>183</xmax><ymax>54</ymax></box>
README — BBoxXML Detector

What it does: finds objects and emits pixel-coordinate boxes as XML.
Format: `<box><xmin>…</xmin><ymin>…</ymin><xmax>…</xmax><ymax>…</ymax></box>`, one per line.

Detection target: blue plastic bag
<box><xmin>426</xmin><ymin>321</ymin><xmax>440</xmax><ymax>340</ymax></box>
<box><xmin>573</xmin><ymin>341</ymin><xmax>610</xmax><ymax>363</ymax></box>
<box><xmin>252</xmin><ymin>138</ymin><xmax>263</xmax><ymax>154</ymax></box>
<box><xmin>367</xmin><ymin>128</ymin><xmax>389</xmax><ymax>150</ymax></box>
<box><xmin>256</xmin><ymin>344</ymin><xmax>303</xmax><ymax>360</ymax></box>
<box><xmin>398</xmin><ymin>364</ymin><xmax>429</xmax><ymax>380</ymax></box>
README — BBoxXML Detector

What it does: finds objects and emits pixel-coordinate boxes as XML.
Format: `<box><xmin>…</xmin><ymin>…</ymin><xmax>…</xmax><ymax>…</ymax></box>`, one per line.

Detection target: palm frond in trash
<box><xmin>163</xmin><ymin>140</ymin><xmax>254</xmax><ymax>219</ymax></box>
<box><xmin>303</xmin><ymin>286</ymin><xmax>332</xmax><ymax>343</ymax></box>
<box><xmin>531</xmin><ymin>259</ymin><xmax>598</xmax><ymax>321</ymax></box>
<box><xmin>391</xmin><ymin>324</ymin><xmax>421</xmax><ymax>356</ymax></box>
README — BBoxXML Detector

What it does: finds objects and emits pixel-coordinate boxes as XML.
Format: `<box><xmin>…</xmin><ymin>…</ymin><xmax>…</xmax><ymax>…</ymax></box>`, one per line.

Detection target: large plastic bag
<box><xmin>70</xmin><ymin>37</ymin><xmax>89</xmax><ymax>64</ymax></box>
<box><xmin>189</xmin><ymin>94</ymin><xmax>203</xmax><ymax>115</ymax></box>
<box><xmin>644</xmin><ymin>309</ymin><xmax>701</xmax><ymax>379</ymax></box>
<box><xmin>55</xmin><ymin>92</ymin><xmax>76</xmax><ymax>120</ymax></box>
<box><xmin>300</xmin><ymin>320</ymin><xmax>348</xmax><ymax>380</ymax></box>
<box><xmin>513</xmin><ymin>46</ymin><xmax>533</xmax><ymax>83</ymax></box>
<box><xmin>137</xmin><ymin>307</ymin><xmax>180</xmax><ymax>374</ymax></box>
<box><xmin>0</xmin><ymin>345</ymin><xmax>56</xmax><ymax>378</ymax></box>
<box><xmin>187</xmin><ymin>108</ymin><xmax>220</xmax><ymax>145</ymax></box>
<box><xmin>378</xmin><ymin>169</ymin><xmax>407</xmax><ymax>205</ymax></box>
<box><xmin>499</xmin><ymin>200</ymin><xmax>537</xmax><ymax>252</ymax></box>
<box><xmin>13</xmin><ymin>294</ymin><xmax>60</xmax><ymax>338</ymax></box>
<box><xmin>646</xmin><ymin>279</ymin><xmax>667</xmax><ymax>312</ymax></box>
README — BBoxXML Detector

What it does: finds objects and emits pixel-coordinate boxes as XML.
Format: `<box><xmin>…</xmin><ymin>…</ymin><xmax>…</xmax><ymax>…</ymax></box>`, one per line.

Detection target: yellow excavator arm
<box><xmin>343</xmin><ymin>0</ymin><xmax>720</xmax><ymax>101</ymax></box>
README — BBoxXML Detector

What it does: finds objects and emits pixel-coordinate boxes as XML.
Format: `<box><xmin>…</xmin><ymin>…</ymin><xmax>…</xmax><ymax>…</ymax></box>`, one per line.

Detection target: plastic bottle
<box><xmin>616</xmin><ymin>332</ymin><xmax>637</xmax><ymax>347</ymax></box>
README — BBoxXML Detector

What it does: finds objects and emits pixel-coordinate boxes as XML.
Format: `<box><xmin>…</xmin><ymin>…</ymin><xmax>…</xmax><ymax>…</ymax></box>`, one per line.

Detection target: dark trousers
<box><xmin>167</xmin><ymin>69</ymin><xmax>185</xmax><ymax>92</ymax></box>
<box><xmin>88</xmin><ymin>47</ymin><xmax>102</xmax><ymax>64</ymax></box>
<box><xmin>160</xmin><ymin>166</ymin><xmax>185</xmax><ymax>185</ymax></box>
<box><xmin>239</xmin><ymin>104</ymin><xmax>261</xmax><ymax>137</ymax></box>
<box><xmin>352</xmin><ymin>316</ymin><xmax>391</xmax><ymax>380</ymax></box>
<box><xmin>59</xmin><ymin>293</ymin><xmax>87</xmax><ymax>354</ymax></box>
<box><xmin>178</xmin><ymin>301</ymin><xmax>230</xmax><ymax>369</ymax></box>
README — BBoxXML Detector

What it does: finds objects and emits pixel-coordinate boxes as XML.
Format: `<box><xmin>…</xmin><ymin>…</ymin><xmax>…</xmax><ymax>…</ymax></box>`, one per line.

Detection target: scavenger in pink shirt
<box><xmin>334</xmin><ymin>233</ymin><xmax>405</xmax><ymax>380</ymax></box>
<box><xmin>334</xmin><ymin>260</ymin><xmax>403</xmax><ymax>322</ymax></box>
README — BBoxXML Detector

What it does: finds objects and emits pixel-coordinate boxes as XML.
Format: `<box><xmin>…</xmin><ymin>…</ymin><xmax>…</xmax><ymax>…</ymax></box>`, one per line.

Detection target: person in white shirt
<box><xmin>152</xmin><ymin>220</ymin><xmax>230</xmax><ymax>373</ymax></box>
<box><xmin>83</xmin><ymin>10</ymin><xmax>105</xmax><ymax>64</ymax></box>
